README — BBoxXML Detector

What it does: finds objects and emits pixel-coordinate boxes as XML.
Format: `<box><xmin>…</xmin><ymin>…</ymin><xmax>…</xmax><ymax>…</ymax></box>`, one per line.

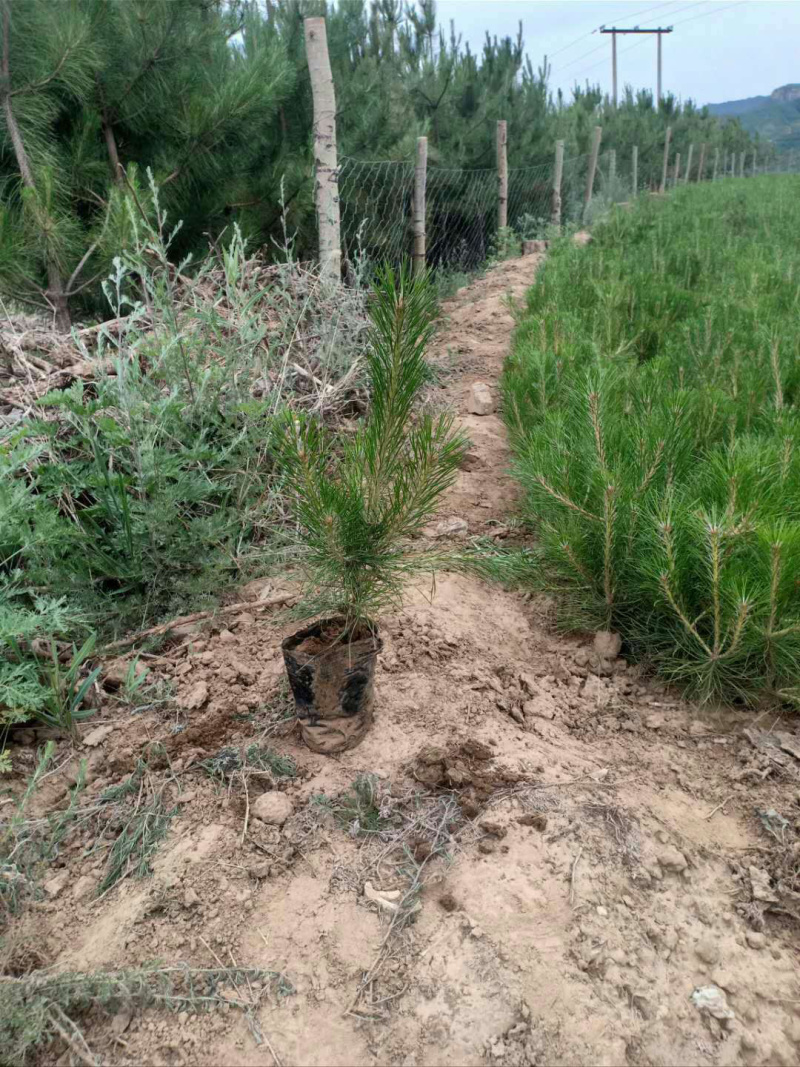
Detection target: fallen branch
<box><xmin>100</xmin><ymin>593</ymin><xmax>297</xmax><ymax>654</ymax></box>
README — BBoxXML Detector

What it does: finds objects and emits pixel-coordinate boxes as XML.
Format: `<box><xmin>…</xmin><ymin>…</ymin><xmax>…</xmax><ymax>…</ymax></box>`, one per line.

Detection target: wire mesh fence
<box><xmin>337</xmin><ymin>142</ymin><xmax>800</xmax><ymax>277</ymax></box>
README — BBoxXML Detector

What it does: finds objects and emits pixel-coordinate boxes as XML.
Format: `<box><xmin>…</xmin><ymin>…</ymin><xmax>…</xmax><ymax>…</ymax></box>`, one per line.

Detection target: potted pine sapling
<box><xmin>278</xmin><ymin>265</ymin><xmax>467</xmax><ymax>754</ymax></box>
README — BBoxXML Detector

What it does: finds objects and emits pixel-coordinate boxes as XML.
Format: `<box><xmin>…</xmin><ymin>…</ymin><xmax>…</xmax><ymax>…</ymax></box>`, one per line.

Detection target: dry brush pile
<box><xmin>0</xmin><ymin>179</ymin><xmax>372</xmax><ymax>747</ymax></box>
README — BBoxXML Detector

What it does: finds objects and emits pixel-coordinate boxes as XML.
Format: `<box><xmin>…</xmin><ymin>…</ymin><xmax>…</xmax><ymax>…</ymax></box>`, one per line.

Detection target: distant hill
<box><xmin>707</xmin><ymin>84</ymin><xmax>800</xmax><ymax>152</ymax></box>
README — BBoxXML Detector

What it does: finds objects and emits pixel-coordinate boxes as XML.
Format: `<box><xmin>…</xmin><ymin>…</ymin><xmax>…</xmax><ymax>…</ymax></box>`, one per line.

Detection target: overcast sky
<box><xmin>435</xmin><ymin>0</ymin><xmax>800</xmax><ymax>106</ymax></box>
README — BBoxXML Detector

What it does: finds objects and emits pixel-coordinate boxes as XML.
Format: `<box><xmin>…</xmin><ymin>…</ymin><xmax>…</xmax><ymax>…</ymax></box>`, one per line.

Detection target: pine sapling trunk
<box><xmin>1</xmin><ymin>2</ymin><xmax>71</xmax><ymax>330</ymax></box>
<box><xmin>102</xmin><ymin>112</ymin><xmax>123</xmax><ymax>184</ymax></box>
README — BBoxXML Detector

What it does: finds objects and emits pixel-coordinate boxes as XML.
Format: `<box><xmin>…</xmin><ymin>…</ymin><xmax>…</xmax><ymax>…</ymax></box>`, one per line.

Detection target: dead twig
<box><xmin>100</xmin><ymin>593</ymin><xmax>296</xmax><ymax>653</ymax></box>
<box><xmin>704</xmin><ymin>793</ymin><xmax>736</xmax><ymax>820</ymax></box>
<box><xmin>569</xmin><ymin>846</ymin><xmax>584</xmax><ymax>907</ymax></box>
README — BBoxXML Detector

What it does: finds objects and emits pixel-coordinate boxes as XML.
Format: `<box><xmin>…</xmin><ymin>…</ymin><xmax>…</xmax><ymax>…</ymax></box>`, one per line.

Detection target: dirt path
<box><xmin>18</xmin><ymin>257</ymin><xmax>800</xmax><ymax>1067</ymax></box>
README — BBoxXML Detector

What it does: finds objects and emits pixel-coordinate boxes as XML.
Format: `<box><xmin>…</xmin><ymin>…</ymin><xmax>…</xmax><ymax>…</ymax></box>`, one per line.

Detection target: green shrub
<box><xmin>503</xmin><ymin>176</ymin><xmax>800</xmax><ymax>703</ymax></box>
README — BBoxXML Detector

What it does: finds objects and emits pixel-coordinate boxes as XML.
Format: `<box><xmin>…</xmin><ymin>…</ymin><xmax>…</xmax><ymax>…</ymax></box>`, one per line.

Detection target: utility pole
<box><xmin>600</xmin><ymin>26</ymin><xmax>673</xmax><ymax>105</ymax></box>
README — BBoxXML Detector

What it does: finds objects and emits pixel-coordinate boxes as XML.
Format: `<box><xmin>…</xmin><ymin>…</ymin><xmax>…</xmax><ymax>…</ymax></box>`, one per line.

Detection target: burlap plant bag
<box><xmin>281</xmin><ymin>617</ymin><xmax>382</xmax><ymax>754</ymax></box>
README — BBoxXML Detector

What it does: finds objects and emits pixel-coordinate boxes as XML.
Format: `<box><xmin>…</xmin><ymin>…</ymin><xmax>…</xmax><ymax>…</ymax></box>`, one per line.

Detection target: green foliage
<box><xmin>278</xmin><ymin>265</ymin><xmax>467</xmax><ymax>631</ymax></box>
<box><xmin>503</xmin><ymin>176</ymin><xmax>800</xmax><ymax>703</ymax></box>
<box><xmin>0</xmin><ymin>0</ymin><xmax>766</xmax><ymax>319</ymax></box>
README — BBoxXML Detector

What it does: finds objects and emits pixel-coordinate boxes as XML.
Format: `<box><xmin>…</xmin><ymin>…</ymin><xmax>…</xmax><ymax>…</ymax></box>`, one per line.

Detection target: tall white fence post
<box><xmin>497</xmin><ymin>120</ymin><xmax>508</xmax><ymax>231</ymax></box>
<box><xmin>632</xmin><ymin>144</ymin><xmax>638</xmax><ymax>196</ymax></box>
<box><xmin>584</xmin><ymin>125</ymin><xmax>602</xmax><ymax>214</ymax></box>
<box><xmin>413</xmin><ymin>136</ymin><xmax>428</xmax><ymax>275</ymax></box>
<box><xmin>660</xmin><ymin>126</ymin><xmax>672</xmax><ymax>194</ymax></box>
<box><xmin>304</xmin><ymin>17</ymin><xmax>341</xmax><ymax>284</ymax></box>
<box><xmin>552</xmin><ymin>139</ymin><xmax>564</xmax><ymax>225</ymax></box>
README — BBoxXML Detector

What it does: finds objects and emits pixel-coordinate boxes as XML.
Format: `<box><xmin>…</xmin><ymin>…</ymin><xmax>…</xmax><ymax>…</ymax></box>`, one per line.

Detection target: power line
<box><xmin>547</xmin><ymin>1</ymin><xmax>680</xmax><ymax>66</ymax></box>
<box><xmin>565</xmin><ymin>0</ymin><xmax>715</xmax><ymax>83</ymax></box>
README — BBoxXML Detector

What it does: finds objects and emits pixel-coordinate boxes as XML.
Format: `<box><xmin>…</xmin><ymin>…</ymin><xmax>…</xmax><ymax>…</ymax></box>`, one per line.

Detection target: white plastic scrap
<box><xmin>691</xmin><ymin>985</ymin><xmax>735</xmax><ymax>1021</ymax></box>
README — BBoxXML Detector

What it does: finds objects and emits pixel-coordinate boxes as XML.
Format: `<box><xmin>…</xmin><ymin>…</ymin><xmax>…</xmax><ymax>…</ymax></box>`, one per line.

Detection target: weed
<box><xmin>96</xmin><ymin>746</ymin><xmax>176</xmax><ymax>895</ymax></box>
<box><xmin>201</xmin><ymin>743</ymin><xmax>296</xmax><ymax>782</ymax></box>
<box><xmin>0</xmin><ymin>964</ymin><xmax>291</xmax><ymax>1067</ymax></box>
<box><xmin>313</xmin><ymin>774</ymin><xmax>387</xmax><ymax>837</ymax></box>
<box><xmin>0</xmin><ymin>743</ymin><xmax>86</xmax><ymax>925</ymax></box>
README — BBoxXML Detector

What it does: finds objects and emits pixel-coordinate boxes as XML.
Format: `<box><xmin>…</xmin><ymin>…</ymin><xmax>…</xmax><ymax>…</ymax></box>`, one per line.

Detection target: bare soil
<box><xmin>6</xmin><ymin>254</ymin><xmax>800</xmax><ymax>1067</ymax></box>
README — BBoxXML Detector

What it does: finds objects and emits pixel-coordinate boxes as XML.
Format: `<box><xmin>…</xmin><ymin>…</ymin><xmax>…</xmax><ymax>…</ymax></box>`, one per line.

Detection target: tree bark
<box><xmin>304</xmin><ymin>17</ymin><xmax>341</xmax><ymax>285</ymax></box>
<box><xmin>496</xmin><ymin>120</ymin><xmax>508</xmax><ymax>231</ymax></box>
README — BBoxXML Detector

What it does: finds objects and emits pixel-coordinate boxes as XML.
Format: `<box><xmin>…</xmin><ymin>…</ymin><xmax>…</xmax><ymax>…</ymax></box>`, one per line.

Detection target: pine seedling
<box><xmin>278</xmin><ymin>264</ymin><xmax>467</xmax><ymax>633</ymax></box>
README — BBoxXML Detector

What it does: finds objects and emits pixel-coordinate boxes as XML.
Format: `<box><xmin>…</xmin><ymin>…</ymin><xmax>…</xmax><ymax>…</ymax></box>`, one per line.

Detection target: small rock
<box><xmin>43</xmin><ymin>870</ymin><xmax>70</xmax><ymax>899</ymax></box>
<box><xmin>695</xmin><ymin>937</ymin><xmax>720</xmax><ymax>966</ymax></box>
<box><xmin>582</xmin><ymin>674</ymin><xmax>611</xmax><ymax>708</ymax></box>
<box><xmin>433</xmin><ymin>516</ymin><xmax>469</xmax><ymax>539</ymax></box>
<box><xmin>178</xmin><ymin>680</ymin><xmax>208</xmax><ymax>711</ymax></box>
<box><xmin>478</xmin><ymin>839</ymin><xmax>498</xmax><ymax>855</ymax></box>
<box><xmin>711</xmin><ymin>968</ymin><xmax>737</xmax><ymax>993</ymax></box>
<box><xmin>110</xmin><ymin>1010</ymin><xmax>133</xmax><ymax>1036</ymax></box>
<box><xmin>175</xmin><ymin>791</ymin><xmax>196</xmax><ymax>805</ymax></box>
<box><xmin>470</xmin><ymin>926</ymin><xmax>485</xmax><ymax>940</ymax></box>
<box><xmin>749</xmin><ymin>865</ymin><xmax>778</xmax><ymax>903</ymax></box>
<box><xmin>102</xmin><ymin>657</ymin><xmax>147</xmax><ymax>689</ymax></box>
<box><xmin>480</xmin><ymin>819</ymin><xmax>507</xmax><ymax>839</ymax></box>
<box><xmin>593</xmin><ymin>631</ymin><xmax>622</xmax><ymax>661</ymax></box>
<box><xmin>184</xmin><ymin>886</ymin><xmax>200</xmax><ymax>907</ymax></box>
<box><xmin>523</xmin><ymin>698</ymin><xmax>555</xmax><ymax>721</ymax></box>
<box><xmin>740</xmin><ymin>1031</ymin><xmax>759</xmax><ymax>1053</ymax></box>
<box><xmin>509</xmin><ymin>706</ymin><xmax>525</xmax><ymax>724</ymax></box>
<box><xmin>218</xmin><ymin>629</ymin><xmax>236</xmax><ymax>645</ymax></box>
<box><xmin>72</xmin><ymin>874</ymin><xmax>96</xmax><ymax>901</ymax></box>
<box><xmin>247</xmin><ymin>862</ymin><xmax>272</xmax><ymax>880</ymax></box>
<box><xmin>83</xmin><ymin>724</ymin><xmax>113</xmax><ymax>748</ymax></box>
<box><xmin>468</xmin><ymin>381</ymin><xmax>494</xmax><ymax>415</ymax></box>
<box><xmin>688</xmin><ymin>721</ymin><xmax>711</xmax><ymax>737</ymax></box>
<box><xmin>235</xmin><ymin>612</ymin><xmax>256</xmax><ymax>628</ymax></box>
<box><xmin>518</xmin><ymin>813</ymin><xmax>547</xmax><ymax>831</ymax></box>
<box><xmin>645</xmin><ymin>712</ymin><xmax>666</xmax><ymax>730</ymax></box>
<box><xmin>252</xmin><ymin>791</ymin><xmax>293</xmax><ymax>826</ymax></box>
<box><xmin>459</xmin><ymin>450</ymin><xmax>484</xmax><ymax>471</ymax></box>
<box><xmin>691</xmin><ymin>985</ymin><xmax>735</xmax><ymax>1021</ymax></box>
<box><xmin>657</xmin><ymin>846</ymin><xmax>688</xmax><ymax>873</ymax></box>
<box><xmin>596</xmin><ymin>905</ymin><xmax>608</xmax><ymax>918</ymax></box>
<box><xmin>745</xmin><ymin>930</ymin><xmax>766</xmax><ymax>950</ymax></box>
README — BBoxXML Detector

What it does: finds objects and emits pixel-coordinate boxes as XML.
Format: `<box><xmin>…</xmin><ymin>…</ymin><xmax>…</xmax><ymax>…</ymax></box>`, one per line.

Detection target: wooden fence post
<box><xmin>722</xmin><ymin>149</ymin><xmax>728</xmax><ymax>178</ymax></box>
<box><xmin>413</xmin><ymin>136</ymin><xmax>427</xmax><ymax>276</ymax></box>
<box><xmin>584</xmin><ymin>125</ymin><xmax>602</xmax><ymax>213</ymax></box>
<box><xmin>609</xmin><ymin>148</ymin><xmax>617</xmax><ymax>187</ymax></box>
<box><xmin>660</xmin><ymin>126</ymin><xmax>672</xmax><ymax>193</ymax></box>
<box><xmin>739</xmin><ymin>151</ymin><xmax>745</xmax><ymax>178</ymax></box>
<box><xmin>684</xmin><ymin>143</ymin><xmax>694</xmax><ymax>184</ymax></box>
<box><xmin>713</xmin><ymin>147</ymin><xmax>719</xmax><ymax>181</ymax></box>
<box><xmin>751</xmin><ymin>149</ymin><xmax>757</xmax><ymax>176</ymax></box>
<box><xmin>551</xmin><ymin>139</ymin><xmax>564</xmax><ymax>225</ymax></box>
<box><xmin>673</xmin><ymin>153</ymin><xmax>681</xmax><ymax>187</ymax></box>
<box><xmin>497</xmin><ymin>120</ymin><xmax>508</xmax><ymax>231</ymax></box>
<box><xmin>304</xmin><ymin>17</ymin><xmax>340</xmax><ymax>284</ymax></box>
<box><xmin>731</xmin><ymin>152</ymin><xmax>736</xmax><ymax>178</ymax></box>
<box><xmin>697</xmin><ymin>143</ymin><xmax>707</xmax><ymax>182</ymax></box>
<box><xmin>632</xmin><ymin>145</ymin><xmax>638</xmax><ymax>196</ymax></box>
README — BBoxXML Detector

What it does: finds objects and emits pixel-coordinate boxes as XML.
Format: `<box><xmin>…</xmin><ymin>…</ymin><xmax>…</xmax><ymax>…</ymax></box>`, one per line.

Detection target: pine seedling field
<box><xmin>503</xmin><ymin>176</ymin><xmax>800</xmax><ymax>703</ymax></box>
